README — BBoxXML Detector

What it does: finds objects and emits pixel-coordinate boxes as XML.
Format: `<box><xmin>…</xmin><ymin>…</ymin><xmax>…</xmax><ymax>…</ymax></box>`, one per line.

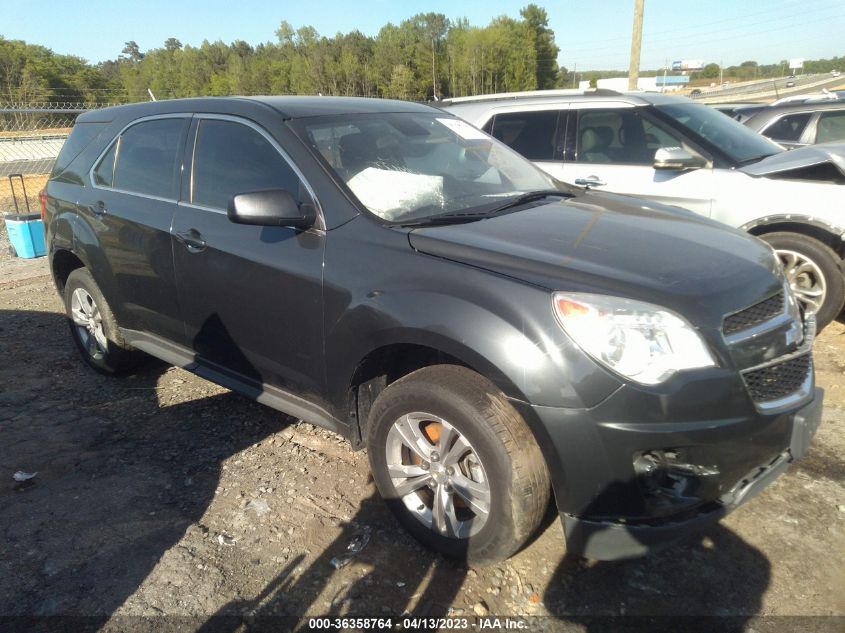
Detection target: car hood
<box><xmin>739</xmin><ymin>143</ymin><xmax>845</xmax><ymax>179</ymax></box>
<box><xmin>408</xmin><ymin>192</ymin><xmax>782</xmax><ymax>328</ymax></box>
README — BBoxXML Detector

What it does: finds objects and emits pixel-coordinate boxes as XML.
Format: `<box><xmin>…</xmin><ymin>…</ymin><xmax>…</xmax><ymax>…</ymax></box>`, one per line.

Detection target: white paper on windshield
<box><xmin>436</xmin><ymin>118</ymin><xmax>489</xmax><ymax>140</ymax></box>
<box><xmin>347</xmin><ymin>167</ymin><xmax>444</xmax><ymax>220</ymax></box>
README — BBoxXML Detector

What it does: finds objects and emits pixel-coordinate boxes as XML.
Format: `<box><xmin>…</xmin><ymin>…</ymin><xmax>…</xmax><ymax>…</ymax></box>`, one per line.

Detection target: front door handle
<box><xmin>174</xmin><ymin>229</ymin><xmax>207</xmax><ymax>253</ymax></box>
<box><xmin>573</xmin><ymin>175</ymin><xmax>607</xmax><ymax>187</ymax></box>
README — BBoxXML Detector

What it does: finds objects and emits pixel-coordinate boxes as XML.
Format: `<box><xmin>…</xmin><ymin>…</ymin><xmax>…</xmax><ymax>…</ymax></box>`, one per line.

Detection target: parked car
<box><xmin>43</xmin><ymin>96</ymin><xmax>822</xmax><ymax>563</ymax></box>
<box><xmin>443</xmin><ymin>90</ymin><xmax>845</xmax><ymax>328</ymax></box>
<box><xmin>737</xmin><ymin>100</ymin><xmax>845</xmax><ymax>149</ymax></box>
<box><xmin>710</xmin><ymin>102</ymin><xmax>759</xmax><ymax>118</ymax></box>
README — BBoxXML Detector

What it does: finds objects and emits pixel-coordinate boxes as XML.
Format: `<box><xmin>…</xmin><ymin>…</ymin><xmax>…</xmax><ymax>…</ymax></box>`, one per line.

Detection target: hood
<box><xmin>408</xmin><ymin>192</ymin><xmax>782</xmax><ymax>328</ymax></box>
<box><xmin>739</xmin><ymin>143</ymin><xmax>845</xmax><ymax>180</ymax></box>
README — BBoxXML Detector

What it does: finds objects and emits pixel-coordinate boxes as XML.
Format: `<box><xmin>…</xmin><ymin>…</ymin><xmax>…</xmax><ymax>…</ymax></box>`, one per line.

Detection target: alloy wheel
<box><xmin>385</xmin><ymin>412</ymin><xmax>491</xmax><ymax>538</ymax></box>
<box><xmin>70</xmin><ymin>287</ymin><xmax>108</xmax><ymax>360</ymax></box>
<box><xmin>776</xmin><ymin>248</ymin><xmax>826</xmax><ymax>316</ymax></box>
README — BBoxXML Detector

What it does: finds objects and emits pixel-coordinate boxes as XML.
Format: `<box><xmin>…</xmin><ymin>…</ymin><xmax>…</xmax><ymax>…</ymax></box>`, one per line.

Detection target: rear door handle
<box><xmin>174</xmin><ymin>229</ymin><xmax>207</xmax><ymax>253</ymax></box>
<box><xmin>574</xmin><ymin>175</ymin><xmax>607</xmax><ymax>187</ymax></box>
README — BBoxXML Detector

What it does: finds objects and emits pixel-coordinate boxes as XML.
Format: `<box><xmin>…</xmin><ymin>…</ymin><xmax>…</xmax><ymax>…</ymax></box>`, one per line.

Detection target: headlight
<box><xmin>552</xmin><ymin>293</ymin><xmax>716</xmax><ymax>385</ymax></box>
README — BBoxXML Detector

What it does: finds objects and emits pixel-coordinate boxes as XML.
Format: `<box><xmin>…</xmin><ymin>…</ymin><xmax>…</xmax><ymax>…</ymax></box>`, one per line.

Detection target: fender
<box><xmin>740</xmin><ymin>213</ymin><xmax>845</xmax><ymax>240</ymax></box>
<box><xmin>324</xmin><ymin>280</ymin><xmax>621</xmax><ymax>413</ymax></box>
<box><xmin>62</xmin><ymin>209</ymin><xmax>125</xmax><ymax>315</ymax></box>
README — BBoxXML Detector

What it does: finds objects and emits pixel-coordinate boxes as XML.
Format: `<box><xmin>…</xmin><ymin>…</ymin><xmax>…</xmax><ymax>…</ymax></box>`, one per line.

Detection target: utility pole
<box><xmin>628</xmin><ymin>0</ymin><xmax>645</xmax><ymax>90</ymax></box>
<box><xmin>431</xmin><ymin>37</ymin><xmax>438</xmax><ymax>101</ymax></box>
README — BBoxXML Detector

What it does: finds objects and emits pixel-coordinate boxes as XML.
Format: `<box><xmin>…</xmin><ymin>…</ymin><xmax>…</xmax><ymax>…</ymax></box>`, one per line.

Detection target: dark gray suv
<box><xmin>43</xmin><ymin>96</ymin><xmax>822</xmax><ymax>563</ymax></box>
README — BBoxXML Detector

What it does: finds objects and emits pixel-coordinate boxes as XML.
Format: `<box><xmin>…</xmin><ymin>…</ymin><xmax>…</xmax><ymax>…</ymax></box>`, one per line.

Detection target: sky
<box><xmin>1</xmin><ymin>0</ymin><xmax>843</xmax><ymax>72</ymax></box>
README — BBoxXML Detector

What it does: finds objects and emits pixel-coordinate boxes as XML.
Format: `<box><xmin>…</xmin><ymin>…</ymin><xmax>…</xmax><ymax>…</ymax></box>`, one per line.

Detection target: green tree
<box><xmin>520</xmin><ymin>4</ymin><xmax>559</xmax><ymax>89</ymax></box>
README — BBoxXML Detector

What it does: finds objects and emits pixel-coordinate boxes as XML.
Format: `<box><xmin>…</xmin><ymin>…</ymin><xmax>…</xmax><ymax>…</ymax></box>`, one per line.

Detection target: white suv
<box><xmin>444</xmin><ymin>90</ymin><xmax>845</xmax><ymax>329</ymax></box>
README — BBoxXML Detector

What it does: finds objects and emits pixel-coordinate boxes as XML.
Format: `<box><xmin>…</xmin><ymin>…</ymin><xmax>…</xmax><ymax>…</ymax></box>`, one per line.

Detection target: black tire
<box><xmin>64</xmin><ymin>268</ymin><xmax>145</xmax><ymax>375</ymax></box>
<box><xmin>760</xmin><ymin>232</ymin><xmax>845</xmax><ymax>331</ymax></box>
<box><xmin>367</xmin><ymin>365</ymin><xmax>550</xmax><ymax>564</ymax></box>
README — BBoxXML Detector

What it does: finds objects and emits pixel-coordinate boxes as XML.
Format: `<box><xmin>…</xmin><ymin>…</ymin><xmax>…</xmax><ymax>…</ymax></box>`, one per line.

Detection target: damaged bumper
<box><xmin>520</xmin><ymin>386</ymin><xmax>823</xmax><ymax>561</ymax></box>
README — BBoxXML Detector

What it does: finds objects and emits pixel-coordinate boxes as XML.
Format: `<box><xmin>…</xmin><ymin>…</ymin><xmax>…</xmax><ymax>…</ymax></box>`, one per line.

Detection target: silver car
<box><xmin>444</xmin><ymin>90</ymin><xmax>845</xmax><ymax>328</ymax></box>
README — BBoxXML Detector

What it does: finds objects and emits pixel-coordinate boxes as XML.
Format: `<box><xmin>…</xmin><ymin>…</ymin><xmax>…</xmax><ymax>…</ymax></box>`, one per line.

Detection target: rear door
<box><xmin>554</xmin><ymin>105</ymin><xmax>715</xmax><ymax>216</ymax></box>
<box><xmin>171</xmin><ymin>115</ymin><xmax>326</xmax><ymax>400</ymax></box>
<box><xmin>88</xmin><ymin>115</ymin><xmax>189</xmax><ymax>341</ymax></box>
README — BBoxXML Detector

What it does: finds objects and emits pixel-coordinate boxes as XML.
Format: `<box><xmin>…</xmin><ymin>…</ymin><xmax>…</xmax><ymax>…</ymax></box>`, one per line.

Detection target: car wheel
<box><xmin>760</xmin><ymin>232</ymin><xmax>845</xmax><ymax>331</ymax></box>
<box><xmin>64</xmin><ymin>268</ymin><xmax>145</xmax><ymax>375</ymax></box>
<box><xmin>367</xmin><ymin>365</ymin><xmax>550</xmax><ymax>564</ymax></box>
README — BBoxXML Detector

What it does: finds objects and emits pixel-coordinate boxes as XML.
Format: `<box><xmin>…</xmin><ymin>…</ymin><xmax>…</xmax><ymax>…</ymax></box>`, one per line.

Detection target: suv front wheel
<box><xmin>64</xmin><ymin>268</ymin><xmax>145</xmax><ymax>375</ymax></box>
<box><xmin>367</xmin><ymin>365</ymin><xmax>550</xmax><ymax>564</ymax></box>
<box><xmin>760</xmin><ymin>232</ymin><xmax>845</xmax><ymax>330</ymax></box>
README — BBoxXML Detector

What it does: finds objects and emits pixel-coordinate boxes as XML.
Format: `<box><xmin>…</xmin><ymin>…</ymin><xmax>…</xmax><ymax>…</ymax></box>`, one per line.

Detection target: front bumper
<box><xmin>515</xmin><ymin>386</ymin><xmax>823</xmax><ymax>561</ymax></box>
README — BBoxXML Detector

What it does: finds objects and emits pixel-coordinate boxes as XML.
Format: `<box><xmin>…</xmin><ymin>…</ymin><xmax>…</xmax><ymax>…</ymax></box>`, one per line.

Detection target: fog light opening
<box><xmin>633</xmin><ymin>449</ymin><xmax>721</xmax><ymax>511</ymax></box>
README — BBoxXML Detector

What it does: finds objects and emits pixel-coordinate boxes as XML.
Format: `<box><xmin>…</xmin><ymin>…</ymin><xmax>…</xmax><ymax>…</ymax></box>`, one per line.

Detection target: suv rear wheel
<box><xmin>64</xmin><ymin>268</ymin><xmax>145</xmax><ymax>375</ymax></box>
<box><xmin>367</xmin><ymin>365</ymin><xmax>550</xmax><ymax>564</ymax></box>
<box><xmin>760</xmin><ymin>232</ymin><xmax>845</xmax><ymax>330</ymax></box>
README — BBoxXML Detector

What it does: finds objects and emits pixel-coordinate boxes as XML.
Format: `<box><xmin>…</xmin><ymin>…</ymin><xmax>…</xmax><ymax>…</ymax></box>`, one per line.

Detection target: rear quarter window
<box><xmin>50</xmin><ymin>122</ymin><xmax>109</xmax><ymax>180</ymax></box>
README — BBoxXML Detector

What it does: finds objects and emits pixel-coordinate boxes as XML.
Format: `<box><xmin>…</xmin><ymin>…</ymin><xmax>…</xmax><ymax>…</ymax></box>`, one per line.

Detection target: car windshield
<box><xmin>293</xmin><ymin>112</ymin><xmax>557</xmax><ymax>223</ymax></box>
<box><xmin>656</xmin><ymin>102</ymin><xmax>783</xmax><ymax>163</ymax></box>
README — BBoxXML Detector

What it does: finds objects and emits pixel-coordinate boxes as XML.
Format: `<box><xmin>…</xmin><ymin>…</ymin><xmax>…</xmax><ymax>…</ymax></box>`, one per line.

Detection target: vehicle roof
<box><xmin>439</xmin><ymin>89</ymin><xmax>695</xmax><ymax>121</ymax></box>
<box><xmin>739</xmin><ymin>99</ymin><xmax>845</xmax><ymax>124</ymax></box>
<box><xmin>77</xmin><ymin>95</ymin><xmax>438</xmax><ymax>123</ymax></box>
<box><xmin>747</xmin><ymin>99</ymin><xmax>845</xmax><ymax>115</ymax></box>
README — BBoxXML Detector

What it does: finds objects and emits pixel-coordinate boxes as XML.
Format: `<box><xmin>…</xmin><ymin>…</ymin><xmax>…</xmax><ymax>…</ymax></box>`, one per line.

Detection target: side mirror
<box><xmin>653</xmin><ymin>147</ymin><xmax>707</xmax><ymax>170</ymax></box>
<box><xmin>227</xmin><ymin>189</ymin><xmax>316</xmax><ymax>229</ymax></box>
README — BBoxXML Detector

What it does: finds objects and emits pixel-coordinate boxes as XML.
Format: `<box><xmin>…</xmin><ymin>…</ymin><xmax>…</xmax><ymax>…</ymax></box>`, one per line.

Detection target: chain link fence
<box><xmin>0</xmin><ymin>105</ymin><xmax>91</xmax><ymax>214</ymax></box>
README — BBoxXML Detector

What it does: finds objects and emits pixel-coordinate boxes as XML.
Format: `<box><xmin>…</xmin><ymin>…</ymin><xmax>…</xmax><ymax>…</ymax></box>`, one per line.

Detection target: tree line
<box><xmin>1</xmin><ymin>8</ymin><xmax>842</xmax><ymax>105</ymax></box>
<box><xmin>0</xmin><ymin>6</ymin><xmax>561</xmax><ymax>104</ymax></box>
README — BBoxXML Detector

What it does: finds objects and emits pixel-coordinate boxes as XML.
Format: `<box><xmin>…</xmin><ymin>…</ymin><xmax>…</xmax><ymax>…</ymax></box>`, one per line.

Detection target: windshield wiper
<box><xmin>398</xmin><ymin>190</ymin><xmax>571</xmax><ymax>227</ymax></box>
<box><xmin>738</xmin><ymin>152</ymin><xmax>780</xmax><ymax>165</ymax></box>
<box><xmin>485</xmin><ymin>189</ymin><xmax>571</xmax><ymax>213</ymax></box>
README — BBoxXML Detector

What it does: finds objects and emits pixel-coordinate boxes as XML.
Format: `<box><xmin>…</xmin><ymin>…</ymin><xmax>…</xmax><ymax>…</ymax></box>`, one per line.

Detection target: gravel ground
<box><xmin>0</xmin><ymin>221</ymin><xmax>843</xmax><ymax>632</ymax></box>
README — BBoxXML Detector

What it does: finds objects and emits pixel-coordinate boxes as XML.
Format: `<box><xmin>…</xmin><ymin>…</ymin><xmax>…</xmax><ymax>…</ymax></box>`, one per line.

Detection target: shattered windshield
<box><xmin>657</xmin><ymin>102</ymin><xmax>782</xmax><ymax>164</ymax></box>
<box><xmin>294</xmin><ymin>112</ymin><xmax>556</xmax><ymax>222</ymax></box>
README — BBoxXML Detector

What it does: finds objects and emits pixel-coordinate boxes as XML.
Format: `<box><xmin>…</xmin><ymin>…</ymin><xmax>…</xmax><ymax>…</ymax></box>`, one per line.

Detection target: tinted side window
<box><xmin>490</xmin><ymin>110</ymin><xmax>559</xmax><ymax>160</ymax></box>
<box><xmin>762</xmin><ymin>112</ymin><xmax>812</xmax><ymax>142</ymax></box>
<box><xmin>815</xmin><ymin>111</ymin><xmax>845</xmax><ymax>144</ymax></box>
<box><xmin>93</xmin><ymin>142</ymin><xmax>116</xmax><ymax>187</ymax></box>
<box><xmin>112</xmin><ymin>118</ymin><xmax>185</xmax><ymax>198</ymax></box>
<box><xmin>192</xmin><ymin>119</ymin><xmax>302</xmax><ymax>210</ymax></box>
<box><xmin>576</xmin><ymin>109</ymin><xmax>684</xmax><ymax>165</ymax></box>
<box><xmin>51</xmin><ymin>122</ymin><xmax>108</xmax><ymax>178</ymax></box>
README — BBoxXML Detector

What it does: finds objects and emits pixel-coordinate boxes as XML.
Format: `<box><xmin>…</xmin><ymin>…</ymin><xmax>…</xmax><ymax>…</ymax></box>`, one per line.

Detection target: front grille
<box><xmin>742</xmin><ymin>353</ymin><xmax>811</xmax><ymax>403</ymax></box>
<box><xmin>723</xmin><ymin>291</ymin><xmax>785</xmax><ymax>335</ymax></box>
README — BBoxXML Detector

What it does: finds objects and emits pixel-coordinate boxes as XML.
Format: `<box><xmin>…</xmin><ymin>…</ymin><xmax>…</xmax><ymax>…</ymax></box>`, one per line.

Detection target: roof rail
<box><xmin>440</xmin><ymin>88</ymin><xmax>623</xmax><ymax>105</ymax></box>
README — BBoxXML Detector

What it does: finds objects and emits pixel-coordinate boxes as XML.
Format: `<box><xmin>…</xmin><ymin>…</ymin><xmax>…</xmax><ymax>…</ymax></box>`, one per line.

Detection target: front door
<box><xmin>171</xmin><ymin>116</ymin><xmax>325</xmax><ymax>401</ymax></box>
<box><xmin>551</xmin><ymin>107</ymin><xmax>715</xmax><ymax>217</ymax></box>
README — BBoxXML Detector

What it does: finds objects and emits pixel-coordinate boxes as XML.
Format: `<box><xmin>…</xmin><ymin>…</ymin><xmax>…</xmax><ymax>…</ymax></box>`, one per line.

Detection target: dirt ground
<box><xmin>0</xmin><ymin>220</ymin><xmax>843</xmax><ymax>632</ymax></box>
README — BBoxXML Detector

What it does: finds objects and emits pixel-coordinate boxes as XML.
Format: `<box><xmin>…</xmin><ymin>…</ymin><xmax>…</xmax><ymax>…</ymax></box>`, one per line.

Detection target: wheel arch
<box><xmin>744</xmin><ymin>217</ymin><xmax>845</xmax><ymax>261</ymax></box>
<box><xmin>50</xmin><ymin>248</ymin><xmax>87</xmax><ymax>295</ymax></box>
<box><xmin>346</xmin><ymin>335</ymin><xmax>535</xmax><ymax>449</ymax></box>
